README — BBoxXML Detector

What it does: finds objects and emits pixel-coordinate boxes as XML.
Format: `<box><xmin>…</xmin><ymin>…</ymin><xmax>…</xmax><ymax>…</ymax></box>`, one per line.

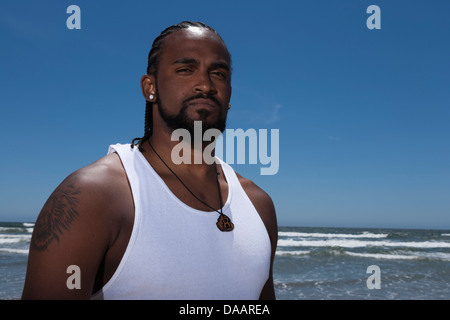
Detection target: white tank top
<box><xmin>91</xmin><ymin>143</ymin><xmax>271</xmax><ymax>300</ymax></box>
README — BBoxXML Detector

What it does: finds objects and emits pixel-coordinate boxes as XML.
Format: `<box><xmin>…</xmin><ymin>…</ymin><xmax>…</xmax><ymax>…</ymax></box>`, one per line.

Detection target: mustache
<box><xmin>183</xmin><ymin>93</ymin><xmax>222</xmax><ymax>108</ymax></box>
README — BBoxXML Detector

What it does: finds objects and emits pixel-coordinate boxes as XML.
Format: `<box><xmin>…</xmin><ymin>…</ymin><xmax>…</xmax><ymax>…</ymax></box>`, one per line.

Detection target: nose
<box><xmin>193</xmin><ymin>71</ymin><xmax>217</xmax><ymax>95</ymax></box>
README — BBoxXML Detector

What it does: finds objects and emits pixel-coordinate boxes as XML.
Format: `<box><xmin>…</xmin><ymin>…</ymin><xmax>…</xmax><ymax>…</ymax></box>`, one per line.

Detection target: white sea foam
<box><xmin>0</xmin><ymin>248</ymin><xmax>29</xmax><ymax>254</ymax></box>
<box><xmin>0</xmin><ymin>235</ymin><xmax>31</xmax><ymax>245</ymax></box>
<box><xmin>418</xmin><ymin>252</ymin><xmax>450</xmax><ymax>261</ymax></box>
<box><xmin>344</xmin><ymin>251</ymin><xmax>450</xmax><ymax>261</ymax></box>
<box><xmin>278</xmin><ymin>231</ymin><xmax>388</xmax><ymax>239</ymax></box>
<box><xmin>442</xmin><ymin>233</ymin><xmax>450</xmax><ymax>237</ymax></box>
<box><xmin>278</xmin><ymin>238</ymin><xmax>450</xmax><ymax>249</ymax></box>
<box><xmin>344</xmin><ymin>251</ymin><xmax>419</xmax><ymax>260</ymax></box>
<box><xmin>276</xmin><ymin>250</ymin><xmax>310</xmax><ymax>256</ymax></box>
<box><xmin>0</xmin><ymin>224</ymin><xmax>34</xmax><ymax>233</ymax></box>
<box><xmin>0</xmin><ymin>227</ymin><xmax>29</xmax><ymax>232</ymax></box>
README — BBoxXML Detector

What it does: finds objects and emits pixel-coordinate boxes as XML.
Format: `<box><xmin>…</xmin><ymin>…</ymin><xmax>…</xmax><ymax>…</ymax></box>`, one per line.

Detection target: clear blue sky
<box><xmin>1</xmin><ymin>0</ymin><xmax>449</xmax><ymax>229</ymax></box>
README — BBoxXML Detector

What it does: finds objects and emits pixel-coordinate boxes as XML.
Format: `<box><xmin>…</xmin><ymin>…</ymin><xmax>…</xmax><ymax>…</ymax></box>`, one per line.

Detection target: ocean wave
<box><xmin>0</xmin><ymin>235</ymin><xmax>31</xmax><ymax>245</ymax></box>
<box><xmin>278</xmin><ymin>231</ymin><xmax>388</xmax><ymax>239</ymax></box>
<box><xmin>23</xmin><ymin>223</ymin><xmax>34</xmax><ymax>233</ymax></box>
<box><xmin>275</xmin><ymin>248</ymin><xmax>450</xmax><ymax>261</ymax></box>
<box><xmin>344</xmin><ymin>251</ymin><xmax>450</xmax><ymax>261</ymax></box>
<box><xmin>276</xmin><ymin>250</ymin><xmax>310</xmax><ymax>256</ymax></box>
<box><xmin>422</xmin><ymin>252</ymin><xmax>450</xmax><ymax>261</ymax></box>
<box><xmin>0</xmin><ymin>227</ymin><xmax>29</xmax><ymax>233</ymax></box>
<box><xmin>0</xmin><ymin>248</ymin><xmax>29</xmax><ymax>255</ymax></box>
<box><xmin>277</xmin><ymin>238</ymin><xmax>450</xmax><ymax>249</ymax></box>
<box><xmin>0</xmin><ymin>225</ymin><xmax>34</xmax><ymax>233</ymax></box>
<box><xmin>344</xmin><ymin>251</ymin><xmax>419</xmax><ymax>260</ymax></box>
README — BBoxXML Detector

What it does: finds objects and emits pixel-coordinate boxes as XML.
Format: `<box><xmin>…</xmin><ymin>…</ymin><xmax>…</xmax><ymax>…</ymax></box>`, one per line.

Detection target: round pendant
<box><xmin>216</xmin><ymin>214</ymin><xmax>234</xmax><ymax>232</ymax></box>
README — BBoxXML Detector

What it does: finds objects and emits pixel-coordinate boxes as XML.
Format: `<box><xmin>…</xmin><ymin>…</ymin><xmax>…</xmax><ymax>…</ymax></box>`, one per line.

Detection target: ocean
<box><xmin>0</xmin><ymin>222</ymin><xmax>449</xmax><ymax>300</ymax></box>
<box><xmin>275</xmin><ymin>226</ymin><xmax>450</xmax><ymax>299</ymax></box>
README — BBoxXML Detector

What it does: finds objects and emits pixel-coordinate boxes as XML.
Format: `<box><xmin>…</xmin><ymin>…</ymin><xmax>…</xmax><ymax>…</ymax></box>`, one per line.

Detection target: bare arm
<box><xmin>236</xmin><ymin>174</ymin><xmax>278</xmax><ymax>300</ymax></box>
<box><xmin>22</xmin><ymin>154</ymin><xmax>131</xmax><ymax>299</ymax></box>
<box><xmin>256</xmin><ymin>194</ymin><xmax>278</xmax><ymax>300</ymax></box>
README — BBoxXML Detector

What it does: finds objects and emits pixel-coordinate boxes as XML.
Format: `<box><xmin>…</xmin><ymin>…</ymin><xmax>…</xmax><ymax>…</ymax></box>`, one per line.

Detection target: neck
<box><xmin>146</xmin><ymin>133</ymin><xmax>217</xmax><ymax>176</ymax></box>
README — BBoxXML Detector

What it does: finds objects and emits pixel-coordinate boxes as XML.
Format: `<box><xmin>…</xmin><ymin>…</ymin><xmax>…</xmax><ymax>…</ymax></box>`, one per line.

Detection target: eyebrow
<box><xmin>211</xmin><ymin>61</ymin><xmax>231</xmax><ymax>73</ymax></box>
<box><xmin>173</xmin><ymin>58</ymin><xmax>199</xmax><ymax>66</ymax></box>
<box><xmin>173</xmin><ymin>58</ymin><xmax>231</xmax><ymax>72</ymax></box>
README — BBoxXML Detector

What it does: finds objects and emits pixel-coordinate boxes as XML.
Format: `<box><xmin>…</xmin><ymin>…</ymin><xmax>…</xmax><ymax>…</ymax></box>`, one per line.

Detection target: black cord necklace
<box><xmin>148</xmin><ymin>141</ymin><xmax>234</xmax><ymax>232</ymax></box>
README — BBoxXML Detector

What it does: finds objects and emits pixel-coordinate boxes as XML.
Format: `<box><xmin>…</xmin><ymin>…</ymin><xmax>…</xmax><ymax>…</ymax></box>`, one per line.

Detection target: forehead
<box><xmin>160</xmin><ymin>27</ymin><xmax>231</xmax><ymax>64</ymax></box>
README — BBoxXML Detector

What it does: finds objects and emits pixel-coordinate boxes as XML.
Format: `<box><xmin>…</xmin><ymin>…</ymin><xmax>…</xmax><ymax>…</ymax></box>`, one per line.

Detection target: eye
<box><xmin>176</xmin><ymin>67</ymin><xmax>194</xmax><ymax>74</ymax></box>
<box><xmin>211</xmin><ymin>71</ymin><xmax>227</xmax><ymax>79</ymax></box>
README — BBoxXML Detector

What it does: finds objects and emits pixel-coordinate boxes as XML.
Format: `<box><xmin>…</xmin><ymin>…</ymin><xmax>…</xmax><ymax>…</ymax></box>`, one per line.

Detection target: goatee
<box><xmin>157</xmin><ymin>93</ymin><xmax>227</xmax><ymax>136</ymax></box>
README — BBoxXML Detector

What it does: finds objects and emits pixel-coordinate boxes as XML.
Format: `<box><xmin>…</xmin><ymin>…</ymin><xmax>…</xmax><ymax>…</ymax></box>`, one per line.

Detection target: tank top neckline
<box><xmin>135</xmin><ymin>149</ymin><xmax>233</xmax><ymax>216</ymax></box>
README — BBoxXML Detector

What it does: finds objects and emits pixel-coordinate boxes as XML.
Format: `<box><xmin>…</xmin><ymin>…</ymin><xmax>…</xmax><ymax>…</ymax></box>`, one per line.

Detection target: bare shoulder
<box><xmin>235</xmin><ymin>173</ymin><xmax>274</xmax><ymax>209</ymax></box>
<box><xmin>74</xmin><ymin>152</ymin><xmax>126</xmax><ymax>187</ymax></box>
<box><xmin>30</xmin><ymin>152</ymin><xmax>130</xmax><ymax>252</ymax></box>
<box><xmin>58</xmin><ymin>152</ymin><xmax>131</xmax><ymax>223</ymax></box>
<box><xmin>23</xmin><ymin>152</ymin><xmax>132</xmax><ymax>299</ymax></box>
<box><xmin>234</xmin><ymin>172</ymin><xmax>278</xmax><ymax>243</ymax></box>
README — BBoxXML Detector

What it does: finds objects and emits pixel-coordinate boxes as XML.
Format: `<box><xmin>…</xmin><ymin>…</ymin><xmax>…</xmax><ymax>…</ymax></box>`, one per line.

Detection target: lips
<box><xmin>187</xmin><ymin>98</ymin><xmax>218</xmax><ymax>109</ymax></box>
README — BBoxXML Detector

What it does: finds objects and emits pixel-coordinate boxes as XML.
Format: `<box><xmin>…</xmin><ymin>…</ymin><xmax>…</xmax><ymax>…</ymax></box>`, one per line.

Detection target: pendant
<box><xmin>216</xmin><ymin>214</ymin><xmax>234</xmax><ymax>232</ymax></box>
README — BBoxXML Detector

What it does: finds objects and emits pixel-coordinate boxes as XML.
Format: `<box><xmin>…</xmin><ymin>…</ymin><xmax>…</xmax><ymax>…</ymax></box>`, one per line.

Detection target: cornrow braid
<box><xmin>131</xmin><ymin>21</ymin><xmax>223</xmax><ymax>151</ymax></box>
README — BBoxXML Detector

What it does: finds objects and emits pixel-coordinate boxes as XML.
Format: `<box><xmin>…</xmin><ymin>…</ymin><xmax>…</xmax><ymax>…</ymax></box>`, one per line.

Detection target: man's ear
<box><xmin>140</xmin><ymin>74</ymin><xmax>156</xmax><ymax>101</ymax></box>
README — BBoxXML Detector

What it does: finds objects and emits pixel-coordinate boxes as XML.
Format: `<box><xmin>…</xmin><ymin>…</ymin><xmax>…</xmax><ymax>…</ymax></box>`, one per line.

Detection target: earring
<box><xmin>149</xmin><ymin>94</ymin><xmax>155</xmax><ymax>100</ymax></box>
<box><xmin>228</xmin><ymin>103</ymin><xmax>231</xmax><ymax>109</ymax></box>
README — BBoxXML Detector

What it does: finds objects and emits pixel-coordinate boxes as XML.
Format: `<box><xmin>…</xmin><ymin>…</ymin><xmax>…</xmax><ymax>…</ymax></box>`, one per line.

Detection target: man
<box><xmin>22</xmin><ymin>21</ymin><xmax>278</xmax><ymax>300</ymax></box>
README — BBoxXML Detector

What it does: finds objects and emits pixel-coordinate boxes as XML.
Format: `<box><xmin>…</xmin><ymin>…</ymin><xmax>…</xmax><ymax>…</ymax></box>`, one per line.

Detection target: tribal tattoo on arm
<box><xmin>31</xmin><ymin>179</ymin><xmax>81</xmax><ymax>252</ymax></box>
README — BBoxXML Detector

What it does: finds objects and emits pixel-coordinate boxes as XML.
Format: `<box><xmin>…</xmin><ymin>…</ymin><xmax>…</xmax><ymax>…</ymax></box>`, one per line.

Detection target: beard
<box><xmin>156</xmin><ymin>93</ymin><xmax>227</xmax><ymax>137</ymax></box>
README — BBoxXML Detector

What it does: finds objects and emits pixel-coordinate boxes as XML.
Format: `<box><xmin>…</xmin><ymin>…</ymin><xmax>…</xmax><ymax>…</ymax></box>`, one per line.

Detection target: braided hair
<box><xmin>131</xmin><ymin>21</ymin><xmax>225</xmax><ymax>151</ymax></box>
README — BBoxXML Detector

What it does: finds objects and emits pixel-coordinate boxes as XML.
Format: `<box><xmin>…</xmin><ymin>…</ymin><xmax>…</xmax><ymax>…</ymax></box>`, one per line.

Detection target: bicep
<box><xmin>22</xmin><ymin>175</ymin><xmax>109</xmax><ymax>299</ymax></box>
